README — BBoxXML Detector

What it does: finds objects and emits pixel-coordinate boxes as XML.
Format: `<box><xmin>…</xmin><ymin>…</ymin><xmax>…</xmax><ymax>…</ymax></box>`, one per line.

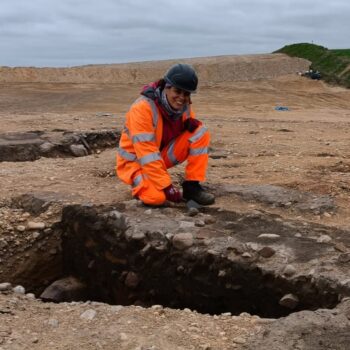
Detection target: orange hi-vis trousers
<box><xmin>131</xmin><ymin>126</ymin><xmax>210</xmax><ymax>205</ymax></box>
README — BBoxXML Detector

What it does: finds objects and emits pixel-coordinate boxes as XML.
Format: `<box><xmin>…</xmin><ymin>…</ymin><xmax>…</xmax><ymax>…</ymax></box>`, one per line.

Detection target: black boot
<box><xmin>182</xmin><ymin>181</ymin><xmax>215</xmax><ymax>205</ymax></box>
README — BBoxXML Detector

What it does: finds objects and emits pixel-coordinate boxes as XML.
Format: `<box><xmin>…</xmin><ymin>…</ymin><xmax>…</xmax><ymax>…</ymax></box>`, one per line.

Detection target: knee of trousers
<box><xmin>132</xmin><ymin>182</ymin><xmax>166</xmax><ymax>206</ymax></box>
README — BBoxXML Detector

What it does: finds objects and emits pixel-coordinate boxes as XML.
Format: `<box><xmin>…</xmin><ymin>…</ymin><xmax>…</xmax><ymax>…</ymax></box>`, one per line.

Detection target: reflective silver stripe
<box><xmin>123</xmin><ymin>126</ymin><xmax>130</xmax><ymax>137</ymax></box>
<box><xmin>167</xmin><ymin>140</ymin><xmax>180</xmax><ymax>166</ymax></box>
<box><xmin>117</xmin><ymin>147</ymin><xmax>137</xmax><ymax>161</ymax></box>
<box><xmin>147</xmin><ymin>98</ymin><xmax>159</xmax><ymax>128</ymax></box>
<box><xmin>131</xmin><ymin>96</ymin><xmax>159</xmax><ymax>128</ymax></box>
<box><xmin>189</xmin><ymin>147</ymin><xmax>208</xmax><ymax>156</ymax></box>
<box><xmin>132</xmin><ymin>174</ymin><xmax>143</xmax><ymax>187</ymax></box>
<box><xmin>189</xmin><ymin>126</ymin><xmax>208</xmax><ymax>143</ymax></box>
<box><xmin>139</xmin><ymin>152</ymin><xmax>162</xmax><ymax>166</ymax></box>
<box><xmin>132</xmin><ymin>133</ymin><xmax>155</xmax><ymax>143</ymax></box>
<box><xmin>131</xmin><ymin>96</ymin><xmax>144</xmax><ymax>107</ymax></box>
<box><xmin>184</xmin><ymin>106</ymin><xmax>191</xmax><ymax>119</ymax></box>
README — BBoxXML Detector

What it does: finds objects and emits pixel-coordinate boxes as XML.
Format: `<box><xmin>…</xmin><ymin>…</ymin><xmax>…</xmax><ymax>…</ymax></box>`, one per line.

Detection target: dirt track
<box><xmin>1</xmin><ymin>54</ymin><xmax>350</xmax><ymax>349</ymax></box>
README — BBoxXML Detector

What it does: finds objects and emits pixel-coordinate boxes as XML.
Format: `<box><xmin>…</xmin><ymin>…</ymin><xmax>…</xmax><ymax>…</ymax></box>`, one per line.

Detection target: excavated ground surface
<box><xmin>1</xmin><ymin>54</ymin><xmax>350</xmax><ymax>349</ymax></box>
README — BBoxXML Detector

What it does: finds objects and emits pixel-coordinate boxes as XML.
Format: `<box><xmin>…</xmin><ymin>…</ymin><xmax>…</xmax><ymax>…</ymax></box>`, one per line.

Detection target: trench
<box><xmin>14</xmin><ymin>203</ymin><xmax>348</xmax><ymax>320</ymax></box>
<box><xmin>0</xmin><ymin>130</ymin><xmax>120</xmax><ymax>162</ymax></box>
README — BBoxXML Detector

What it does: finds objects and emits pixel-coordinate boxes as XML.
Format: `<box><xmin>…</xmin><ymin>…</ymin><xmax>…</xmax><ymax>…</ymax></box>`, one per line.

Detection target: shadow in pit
<box><xmin>36</xmin><ymin>203</ymin><xmax>347</xmax><ymax>319</ymax></box>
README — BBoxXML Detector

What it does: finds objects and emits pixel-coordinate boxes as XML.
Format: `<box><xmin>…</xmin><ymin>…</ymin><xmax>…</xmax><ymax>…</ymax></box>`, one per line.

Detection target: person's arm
<box><xmin>127</xmin><ymin>101</ymin><xmax>172</xmax><ymax>190</ymax></box>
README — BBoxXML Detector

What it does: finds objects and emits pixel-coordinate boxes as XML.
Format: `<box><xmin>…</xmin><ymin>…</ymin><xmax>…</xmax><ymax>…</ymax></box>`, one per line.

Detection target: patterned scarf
<box><xmin>155</xmin><ymin>86</ymin><xmax>186</xmax><ymax>121</ymax></box>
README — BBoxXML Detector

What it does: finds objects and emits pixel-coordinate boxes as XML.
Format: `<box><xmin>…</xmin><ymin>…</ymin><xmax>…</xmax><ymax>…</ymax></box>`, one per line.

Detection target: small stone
<box><xmin>39</xmin><ymin>142</ymin><xmax>55</xmax><ymax>153</ymax></box>
<box><xmin>246</xmin><ymin>242</ymin><xmax>259</xmax><ymax>251</ymax></box>
<box><xmin>80</xmin><ymin>309</ymin><xmax>97</xmax><ymax>320</ymax></box>
<box><xmin>194</xmin><ymin>219</ymin><xmax>206</xmax><ymax>227</ymax></box>
<box><xmin>144</xmin><ymin>209</ymin><xmax>152</xmax><ymax>215</ymax></box>
<box><xmin>110</xmin><ymin>305</ymin><xmax>124</xmax><ymax>312</ymax></box>
<box><xmin>204</xmin><ymin>216</ymin><xmax>216</xmax><ymax>224</ymax></box>
<box><xmin>151</xmin><ymin>305</ymin><xmax>163</xmax><ymax>310</ymax></box>
<box><xmin>232</xmin><ymin>337</ymin><xmax>246</xmax><ymax>344</ymax></box>
<box><xmin>13</xmin><ymin>285</ymin><xmax>26</xmax><ymax>294</ymax></box>
<box><xmin>70</xmin><ymin>144</ymin><xmax>88</xmax><ymax>157</ymax></box>
<box><xmin>32</xmin><ymin>232</ymin><xmax>41</xmax><ymax>239</ymax></box>
<box><xmin>119</xmin><ymin>333</ymin><xmax>128</xmax><ymax>341</ymax></box>
<box><xmin>47</xmin><ymin>318</ymin><xmax>59</xmax><ymax>327</ymax></box>
<box><xmin>0</xmin><ymin>282</ymin><xmax>12</xmax><ymax>291</ymax></box>
<box><xmin>279</xmin><ymin>293</ymin><xmax>299</xmax><ymax>309</ymax></box>
<box><xmin>283</xmin><ymin>264</ymin><xmax>297</xmax><ymax>276</ymax></box>
<box><xmin>172</xmin><ymin>233</ymin><xmax>194</xmax><ymax>250</ymax></box>
<box><xmin>338</xmin><ymin>253</ymin><xmax>350</xmax><ymax>263</ymax></box>
<box><xmin>187</xmin><ymin>208</ymin><xmax>199</xmax><ymax>217</ymax></box>
<box><xmin>26</xmin><ymin>293</ymin><xmax>36</xmax><ymax>299</ymax></box>
<box><xmin>323</xmin><ymin>212</ymin><xmax>332</xmax><ymax>218</ymax></box>
<box><xmin>125</xmin><ymin>271</ymin><xmax>139</xmax><ymax>288</ymax></box>
<box><xmin>258</xmin><ymin>233</ymin><xmax>280</xmax><ymax>240</ymax></box>
<box><xmin>27</xmin><ymin>221</ymin><xmax>46</xmax><ymax>230</ymax></box>
<box><xmin>334</xmin><ymin>242</ymin><xmax>348</xmax><ymax>253</ymax></box>
<box><xmin>179</xmin><ymin>221</ymin><xmax>195</xmax><ymax>229</ymax></box>
<box><xmin>16</xmin><ymin>225</ymin><xmax>26</xmax><ymax>232</ymax></box>
<box><xmin>317</xmin><ymin>235</ymin><xmax>332</xmax><ymax>243</ymax></box>
<box><xmin>242</xmin><ymin>252</ymin><xmax>252</xmax><ymax>258</ymax></box>
<box><xmin>258</xmin><ymin>246</ymin><xmax>276</xmax><ymax>258</ymax></box>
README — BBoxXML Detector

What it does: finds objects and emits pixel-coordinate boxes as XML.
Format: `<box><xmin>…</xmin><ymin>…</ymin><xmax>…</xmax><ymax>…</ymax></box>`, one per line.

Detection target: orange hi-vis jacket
<box><xmin>117</xmin><ymin>95</ymin><xmax>191</xmax><ymax>188</ymax></box>
<box><xmin>116</xmin><ymin>95</ymin><xmax>210</xmax><ymax>204</ymax></box>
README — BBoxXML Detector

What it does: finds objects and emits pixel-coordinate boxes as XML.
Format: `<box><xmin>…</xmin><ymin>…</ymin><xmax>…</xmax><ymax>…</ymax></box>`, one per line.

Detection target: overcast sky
<box><xmin>1</xmin><ymin>0</ymin><xmax>349</xmax><ymax>67</ymax></box>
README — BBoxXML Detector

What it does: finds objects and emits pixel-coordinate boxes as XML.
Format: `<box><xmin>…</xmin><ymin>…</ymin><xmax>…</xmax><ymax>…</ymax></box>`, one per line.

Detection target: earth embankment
<box><xmin>0</xmin><ymin>54</ymin><xmax>310</xmax><ymax>83</ymax></box>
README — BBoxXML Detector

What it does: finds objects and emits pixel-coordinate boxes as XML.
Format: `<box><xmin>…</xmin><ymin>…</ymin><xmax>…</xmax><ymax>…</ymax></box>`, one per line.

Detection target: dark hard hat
<box><xmin>164</xmin><ymin>64</ymin><xmax>198</xmax><ymax>93</ymax></box>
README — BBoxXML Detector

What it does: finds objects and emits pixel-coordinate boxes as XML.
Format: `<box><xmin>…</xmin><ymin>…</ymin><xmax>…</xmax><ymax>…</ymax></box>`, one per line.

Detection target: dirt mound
<box><xmin>0</xmin><ymin>54</ymin><xmax>310</xmax><ymax>84</ymax></box>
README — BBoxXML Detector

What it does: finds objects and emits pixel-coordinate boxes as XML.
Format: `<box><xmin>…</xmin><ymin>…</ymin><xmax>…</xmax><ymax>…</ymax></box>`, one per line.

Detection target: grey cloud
<box><xmin>1</xmin><ymin>0</ymin><xmax>349</xmax><ymax>67</ymax></box>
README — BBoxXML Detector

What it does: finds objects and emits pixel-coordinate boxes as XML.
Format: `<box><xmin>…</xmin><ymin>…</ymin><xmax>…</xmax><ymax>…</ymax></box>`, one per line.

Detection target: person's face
<box><xmin>165</xmin><ymin>86</ymin><xmax>190</xmax><ymax>110</ymax></box>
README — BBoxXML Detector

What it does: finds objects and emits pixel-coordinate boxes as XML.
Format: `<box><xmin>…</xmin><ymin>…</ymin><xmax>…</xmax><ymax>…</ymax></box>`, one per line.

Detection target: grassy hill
<box><xmin>274</xmin><ymin>43</ymin><xmax>350</xmax><ymax>88</ymax></box>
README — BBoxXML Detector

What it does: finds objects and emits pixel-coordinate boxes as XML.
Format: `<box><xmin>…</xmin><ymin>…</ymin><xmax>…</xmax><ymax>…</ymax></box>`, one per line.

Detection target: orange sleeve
<box><xmin>127</xmin><ymin>101</ymin><xmax>172</xmax><ymax>190</ymax></box>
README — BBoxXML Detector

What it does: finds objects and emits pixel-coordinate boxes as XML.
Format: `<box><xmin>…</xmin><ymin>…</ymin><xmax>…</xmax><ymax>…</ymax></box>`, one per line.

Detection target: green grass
<box><xmin>274</xmin><ymin>43</ymin><xmax>350</xmax><ymax>88</ymax></box>
<box><xmin>331</xmin><ymin>49</ymin><xmax>350</xmax><ymax>58</ymax></box>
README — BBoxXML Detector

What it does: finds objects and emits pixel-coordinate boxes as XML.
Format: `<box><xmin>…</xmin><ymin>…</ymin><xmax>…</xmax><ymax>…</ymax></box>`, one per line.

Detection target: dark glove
<box><xmin>184</xmin><ymin>118</ymin><xmax>201</xmax><ymax>132</ymax></box>
<box><xmin>164</xmin><ymin>184</ymin><xmax>182</xmax><ymax>203</ymax></box>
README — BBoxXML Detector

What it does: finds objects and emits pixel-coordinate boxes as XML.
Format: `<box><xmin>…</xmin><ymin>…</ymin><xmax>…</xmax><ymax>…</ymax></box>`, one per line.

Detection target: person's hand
<box><xmin>164</xmin><ymin>184</ymin><xmax>182</xmax><ymax>203</ymax></box>
<box><xmin>184</xmin><ymin>118</ymin><xmax>201</xmax><ymax>132</ymax></box>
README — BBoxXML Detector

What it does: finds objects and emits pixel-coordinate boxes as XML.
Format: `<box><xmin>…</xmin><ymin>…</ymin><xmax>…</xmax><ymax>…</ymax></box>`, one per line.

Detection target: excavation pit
<box><xmin>25</xmin><ymin>202</ymin><xmax>348</xmax><ymax>319</ymax></box>
<box><xmin>5</xmin><ymin>201</ymin><xmax>350</xmax><ymax>319</ymax></box>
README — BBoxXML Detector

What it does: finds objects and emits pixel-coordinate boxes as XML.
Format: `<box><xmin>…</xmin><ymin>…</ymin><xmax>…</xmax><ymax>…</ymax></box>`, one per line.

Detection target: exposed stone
<box><xmin>172</xmin><ymin>232</ymin><xmax>194</xmax><ymax>250</ymax></box>
<box><xmin>279</xmin><ymin>293</ymin><xmax>299</xmax><ymax>309</ymax></box>
<box><xmin>194</xmin><ymin>219</ymin><xmax>206</xmax><ymax>227</ymax></box>
<box><xmin>80</xmin><ymin>309</ymin><xmax>97</xmax><ymax>320</ymax></box>
<box><xmin>39</xmin><ymin>142</ymin><xmax>55</xmax><ymax>153</ymax></box>
<box><xmin>40</xmin><ymin>276</ymin><xmax>87</xmax><ymax>302</ymax></box>
<box><xmin>13</xmin><ymin>285</ymin><xmax>26</xmax><ymax>294</ymax></box>
<box><xmin>204</xmin><ymin>216</ymin><xmax>216</xmax><ymax>224</ymax></box>
<box><xmin>16</xmin><ymin>225</ymin><xmax>26</xmax><ymax>232</ymax></box>
<box><xmin>125</xmin><ymin>271</ymin><xmax>140</xmax><ymax>288</ymax></box>
<box><xmin>338</xmin><ymin>253</ymin><xmax>350</xmax><ymax>263</ymax></box>
<box><xmin>317</xmin><ymin>235</ymin><xmax>332</xmax><ymax>243</ymax></box>
<box><xmin>69</xmin><ymin>144</ymin><xmax>88</xmax><ymax>157</ymax></box>
<box><xmin>258</xmin><ymin>246</ymin><xmax>276</xmax><ymax>258</ymax></box>
<box><xmin>258</xmin><ymin>233</ymin><xmax>280</xmax><ymax>240</ymax></box>
<box><xmin>179</xmin><ymin>221</ymin><xmax>195</xmax><ymax>230</ymax></box>
<box><xmin>0</xmin><ymin>282</ymin><xmax>12</xmax><ymax>291</ymax></box>
<box><xmin>187</xmin><ymin>208</ymin><xmax>199</xmax><ymax>217</ymax></box>
<box><xmin>108</xmin><ymin>210</ymin><xmax>129</xmax><ymax>231</ymax></box>
<box><xmin>47</xmin><ymin>318</ymin><xmax>59</xmax><ymax>327</ymax></box>
<box><xmin>27</xmin><ymin>221</ymin><xmax>46</xmax><ymax>230</ymax></box>
<box><xmin>283</xmin><ymin>264</ymin><xmax>297</xmax><ymax>276</ymax></box>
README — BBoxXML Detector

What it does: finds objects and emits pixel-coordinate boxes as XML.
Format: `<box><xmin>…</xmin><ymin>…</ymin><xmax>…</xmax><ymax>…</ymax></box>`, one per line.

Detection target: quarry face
<box><xmin>1</xmin><ymin>54</ymin><xmax>350</xmax><ymax>349</ymax></box>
